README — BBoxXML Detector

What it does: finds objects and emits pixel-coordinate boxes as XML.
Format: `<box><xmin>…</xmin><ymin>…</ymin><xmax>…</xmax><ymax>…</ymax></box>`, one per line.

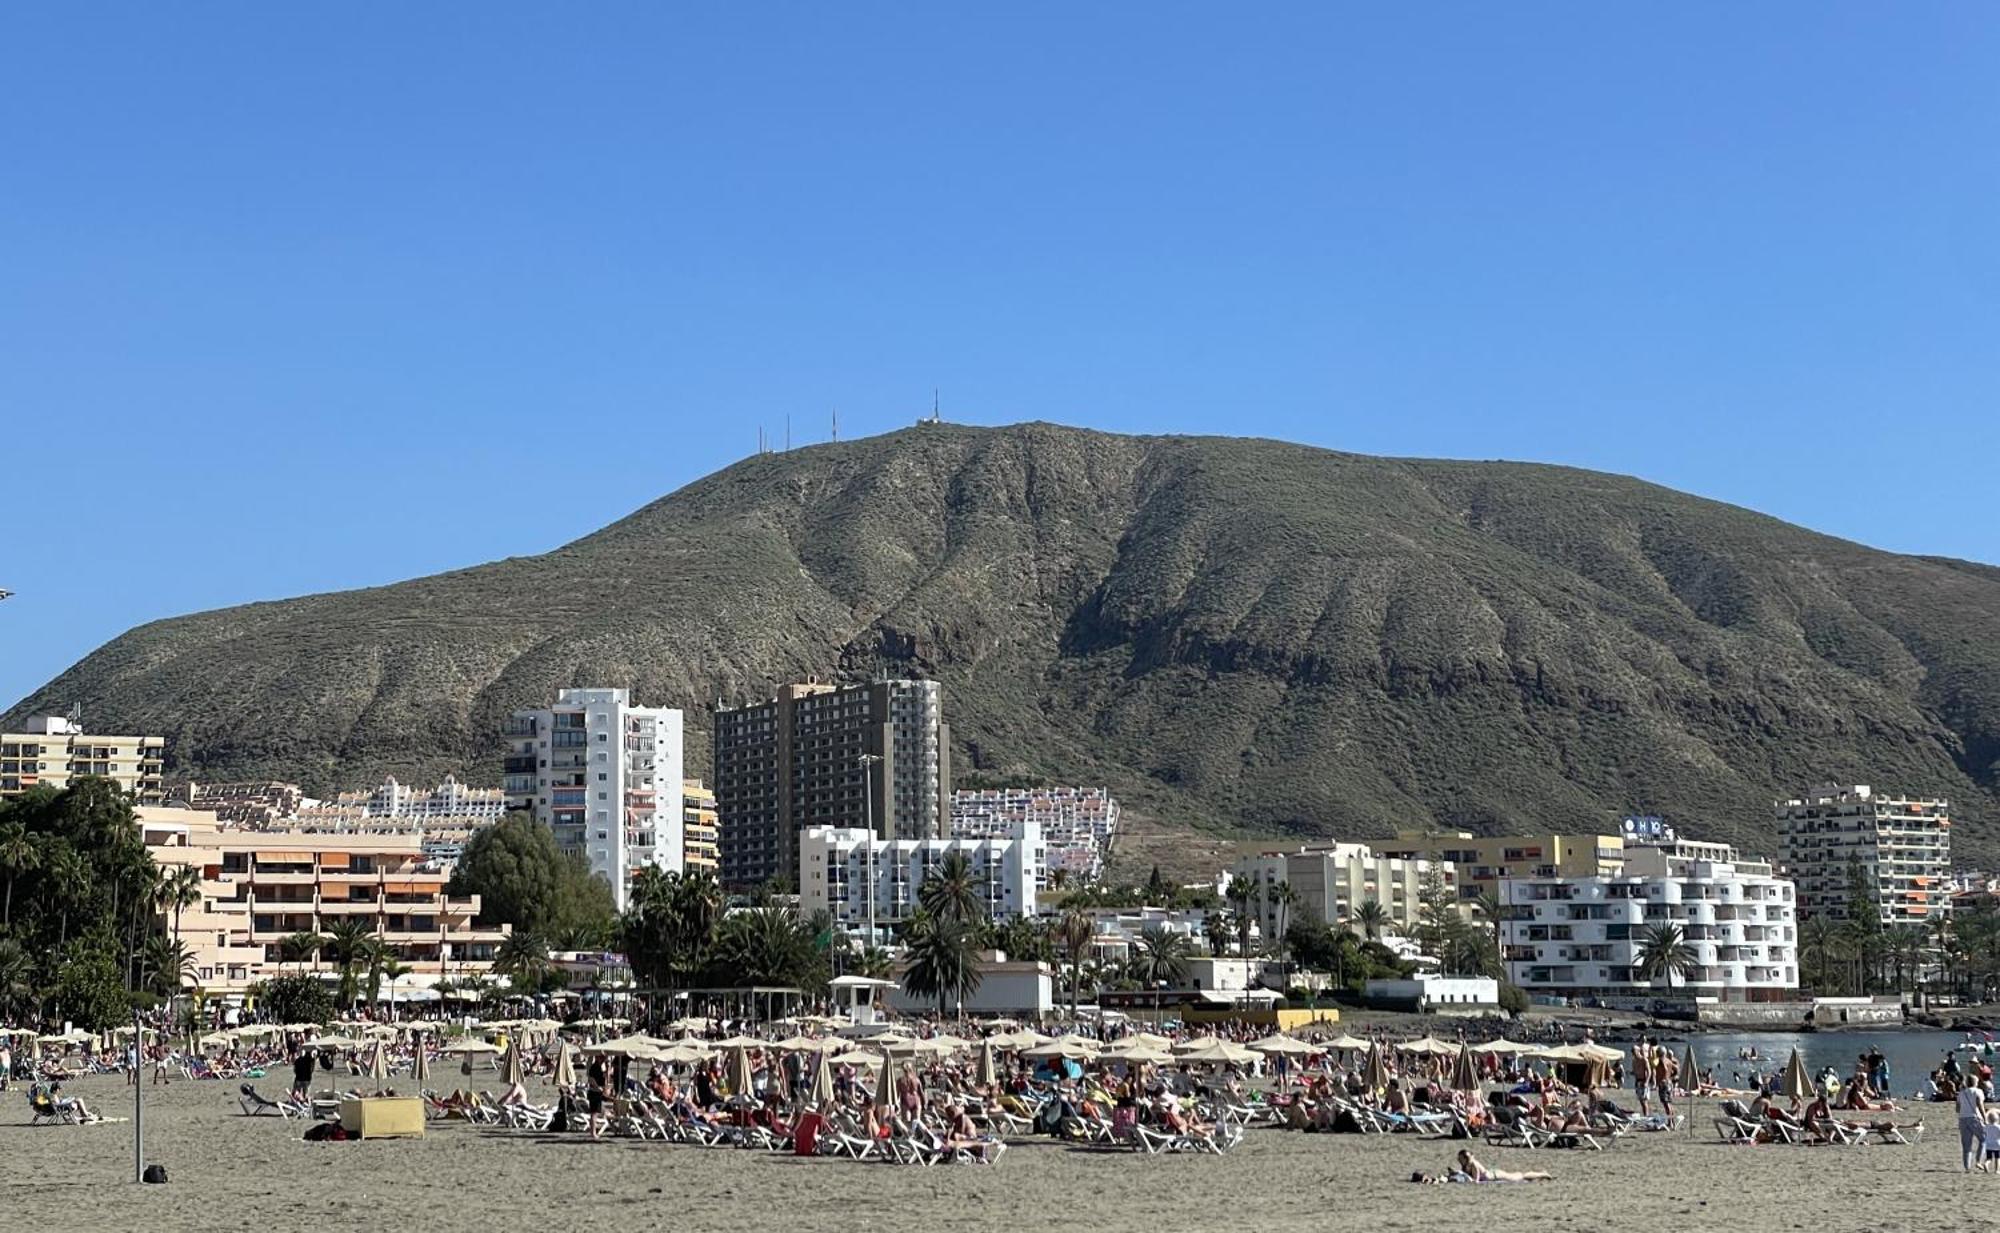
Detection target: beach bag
<box><xmin>142</xmin><ymin>1165</ymin><xmax>168</xmax><ymax>1185</ymax></box>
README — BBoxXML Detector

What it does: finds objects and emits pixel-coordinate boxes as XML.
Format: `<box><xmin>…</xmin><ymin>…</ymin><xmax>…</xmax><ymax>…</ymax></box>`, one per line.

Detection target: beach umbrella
<box><xmin>413</xmin><ymin>1040</ymin><xmax>430</xmax><ymax>1084</ymax></box>
<box><xmin>667</xmin><ymin>1016</ymin><xmax>718</xmax><ymax>1035</ymax></box>
<box><xmin>197</xmin><ymin>1031</ymin><xmax>232</xmax><ymax>1050</ymax></box>
<box><xmin>550</xmin><ymin>1038</ymin><xmax>576</xmax><ymax>1087</ymax></box>
<box><xmin>1106</xmin><ymin>1045</ymin><xmax>1175</xmax><ymax>1065</ymax></box>
<box><xmin>302</xmin><ymin>1035</ymin><xmax>360</xmax><ymax>1050</ymax></box>
<box><xmin>1398</xmin><ymin>1036</ymin><xmax>1454</xmax><ymax>1056</ymax></box>
<box><xmin>1449</xmin><ymin>1044</ymin><xmax>1480</xmax><ymax>1094</ymax></box>
<box><xmin>440</xmin><ymin>1039</ymin><xmax>500</xmax><ymax>1055</ymax></box>
<box><xmin>1681</xmin><ymin>1044</ymin><xmax>1700</xmax><ymax>1095</ymax></box>
<box><xmin>924</xmin><ymin>1033</ymin><xmax>973</xmax><ymax>1054</ymax></box>
<box><xmin>874</xmin><ymin>1055</ymin><xmax>898</xmax><ymax>1109</ymax></box>
<box><xmin>1248</xmin><ymin>1034</ymin><xmax>1314</xmax><ymax>1056</ymax></box>
<box><xmin>366</xmin><ymin>1040</ymin><xmax>389</xmax><ymax>1089</ymax></box>
<box><xmin>1781</xmin><ymin>1047</ymin><xmax>1813</xmax><ymax>1103</ymax></box>
<box><xmin>713</xmin><ymin>1034</ymin><xmax>767</xmax><ymax>1051</ymax></box>
<box><xmin>1474</xmin><ymin>1038</ymin><xmax>1533</xmax><ymax>1055</ymax></box>
<box><xmin>1574</xmin><ymin>1043</ymin><xmax>1624</xmax><ymax>1063</ymax></box>
<box><xmin>726</xmin><ymin>1045</ymin><xmax>756</xmax><ymax>1103</ymax></box>
<box><xmin>985</xmin><ymin>1028</ymin><xmax>1051</xmax><ymax>1052</ymax></box>
<box><xmin>808</xmin><ymin>1048</ymin><xmax>835</xmax><ymax>1106</ymax></box>
<box><xmin>1324</xmin><ymin>1034</ymin><xmax>1370</xmax><ymax>1052</ymax></box>
<box><xmin>500</xmin><ymin>1038</ymin><xmax>526</xmax><ymax>1088</ymax></box>
<box><xmin>1363</xmin><ymin>1043</ymin><xmax>1389</xmax><ymax>1094</ymax></box>
<box><xmin>1176</xmin><ymin>1038</ymin><xmax>1259</xmax><ymax>1066</ymax></box>
<box><xmin>829</xmin><ymin>1050</ymin><xmax>880</xmax><ymax>1069</ymax></box>
<box><xmin>976</xmin><ymin>1040</ymin><xmax>998</xmax><ymax>1087</ymax></box>
<box><xmin>653</xmin><ymin>1042</ymin><xmax>717</xmax><ymax>1066</ymax></box>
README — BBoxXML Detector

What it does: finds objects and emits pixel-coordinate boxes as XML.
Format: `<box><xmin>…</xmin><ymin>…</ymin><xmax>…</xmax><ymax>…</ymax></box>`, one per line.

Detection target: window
<box><xmin>598</xmin><ymin>773</ymin><xmax>607</xmax><ymax>781</ymax></box>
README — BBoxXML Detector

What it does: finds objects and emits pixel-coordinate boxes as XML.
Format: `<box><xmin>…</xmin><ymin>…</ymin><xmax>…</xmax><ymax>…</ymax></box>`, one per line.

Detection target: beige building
<box><xmin>2</xmin><ymin>715</ymin><xmax>165</xmax><ymax>804</ymax></box>
<box><xmin>1380</xmin><ymin>829</ymin><xmax>1626</xmax><ymax>908</ymax></box>
<box><xmin>683</xmin><ymin>779</ymin><xmax>719</xmax><ymax>874</ymax></box>
<box><xmin>1778</xmin><ymin>784</ymin><xmax>1950</xmax><ymax>925</ymax></box>
<box><xmin>1232</xmin><ymin>843</ymin><xmax>1449</xmax><ymax>940</ymax></box>
<box><xmin>141</xmin><ymin>807</ymin><xmax>508</xmax><ymax>999</ymax></box>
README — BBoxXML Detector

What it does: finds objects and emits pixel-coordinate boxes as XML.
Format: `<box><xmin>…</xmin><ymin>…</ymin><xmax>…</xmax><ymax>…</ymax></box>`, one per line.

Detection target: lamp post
<box><xmin>858</xmin><ymin>754</ymin><xmax>883</xmax><ymax>951</ymax></box>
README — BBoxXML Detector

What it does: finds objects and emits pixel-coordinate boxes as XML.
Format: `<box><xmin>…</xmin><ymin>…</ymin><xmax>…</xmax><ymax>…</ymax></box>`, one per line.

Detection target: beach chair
<box><xmin>1484</xmin><ymin>1119</ymin><xmax>1549</xmax><ymax>1149</ymax></box>
<box><xmin>28</xmin><ymin>1088</ymin><xmax>79</xmax><ymax>1126</ymax></box>
<box><xmin>886</xmin><ymin>1124</ymin><xmax>945</xmax><ymax>1166</ymax></box>
<box><xmin>1867</xmin><ymin>1122</ymin><xmax>1922</xmax><ymax>1146</ymax></box>
<box><xmin>1713</xmin><ymin>1114</ymin><xmax>1765</xmax><ymax>1144</ymax></box>
<box><xmin>818</xmin><ymin>1114</ymin><xmax>880</xmax><ymax>1160</ymax></box>
<box><xmin>237</xmin><ymin>1083</ymin><xmax>303</xmax><ymax>1119</ymax></box>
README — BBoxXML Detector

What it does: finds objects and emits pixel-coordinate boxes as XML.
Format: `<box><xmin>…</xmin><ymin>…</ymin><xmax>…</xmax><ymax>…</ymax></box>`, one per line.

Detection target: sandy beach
<box><xmin>4</xmin><ymin>1075</ymin><xmax>1990</xmax><ymax>1233</ymax></box>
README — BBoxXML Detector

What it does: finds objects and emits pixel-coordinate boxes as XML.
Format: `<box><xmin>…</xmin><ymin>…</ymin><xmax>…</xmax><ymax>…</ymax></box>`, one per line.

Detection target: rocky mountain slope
<box><xmin>11</xmin><ymin>422</ymin><xmax>1999</xmax><ymax>869</ymax></box>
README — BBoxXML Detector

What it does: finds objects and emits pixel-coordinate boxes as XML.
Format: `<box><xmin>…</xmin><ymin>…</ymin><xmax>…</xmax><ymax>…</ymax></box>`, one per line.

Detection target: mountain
<box><xmin>10</xmin><ymin>421</ymin><xmax>2000</xmax><ymax>871</ymax></box>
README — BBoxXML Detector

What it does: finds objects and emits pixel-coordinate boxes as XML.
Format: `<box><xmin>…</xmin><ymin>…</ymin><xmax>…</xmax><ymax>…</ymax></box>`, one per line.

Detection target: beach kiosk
<box><xmin>338</xmin><ymin>1096</ymin><xmax>426</xmax><ymax>1139</ymax></box>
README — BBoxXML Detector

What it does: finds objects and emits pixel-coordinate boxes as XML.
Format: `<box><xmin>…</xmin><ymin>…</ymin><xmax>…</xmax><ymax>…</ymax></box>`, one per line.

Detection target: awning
<box><xmin>319</xmin><ymin>853</ymin><xmax>351</xmax><ymax>869</ymax></box>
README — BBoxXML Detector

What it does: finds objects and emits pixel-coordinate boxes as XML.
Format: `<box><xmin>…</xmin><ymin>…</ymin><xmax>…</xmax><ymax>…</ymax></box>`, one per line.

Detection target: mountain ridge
<box><xmin>10</xmin><ymin>420</ymin><xmax>1999</xmax><ymax>871</ymax></box>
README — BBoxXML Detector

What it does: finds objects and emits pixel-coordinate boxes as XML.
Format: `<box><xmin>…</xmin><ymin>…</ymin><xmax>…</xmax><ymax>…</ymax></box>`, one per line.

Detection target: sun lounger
<box><xmin>1868</xmin><ymin>1122</ymin><xmax>1922</xmax><ymax>1146</ymax></box>
<box><xmin>237</xmin><ymin>1084</ymin><xmax>304</xmax><ymax>1119</ymax></box>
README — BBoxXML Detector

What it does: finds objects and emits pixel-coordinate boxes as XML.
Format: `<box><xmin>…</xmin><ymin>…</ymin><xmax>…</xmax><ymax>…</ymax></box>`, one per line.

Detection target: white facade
<box><xmin>950</xmin><ymin>787</ymin><xmax>1120</xmax><ymax>884</ymax></box>
<box><xmin>505</xmin><ymin>688</ymin><xmax>685</xmax><ymax>911</ymax></box>
<box><xmin>799</xmin><ymin>822</ymin><xmax>1042</xmax><ymax>940</ymax></box>
<box><xmin>1365</xmin><ymin>976</ymin><xmax>1500</xmax><ymax>1008</ymax></box>
<box><xmin>328</xmin><ymin>775</ymin><xmax>506</xmax><ymax>822</ymax></box>
<box><xmin>1499</xmin><ymin>844</ymin><xmax>1798</xmax><ymax>1002</ymax></box>
<box><xmin>885</xmin><ymin>957</ymin><xmax>1053</xmax><ymax>1016</ymax></box>
<box><xmin>1777</xmin><ymin>784</ymin><xmax>1951</xmax><ymax>926</ymax></box>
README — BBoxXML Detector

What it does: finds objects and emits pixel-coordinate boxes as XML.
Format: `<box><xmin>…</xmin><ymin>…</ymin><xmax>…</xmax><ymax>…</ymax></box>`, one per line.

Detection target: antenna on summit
<box><xmin>831</xmin><ymin>407</ymin><xmax>839</xmax><ymax>442</ymax></box>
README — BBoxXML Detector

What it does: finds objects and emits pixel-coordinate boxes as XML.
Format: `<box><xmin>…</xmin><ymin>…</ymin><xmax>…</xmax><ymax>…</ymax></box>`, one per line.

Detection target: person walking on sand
<box><xmin>1957</xmin><ymin>1077</ymin><xmax>1987</xmax><ymax>1172</ymax></box>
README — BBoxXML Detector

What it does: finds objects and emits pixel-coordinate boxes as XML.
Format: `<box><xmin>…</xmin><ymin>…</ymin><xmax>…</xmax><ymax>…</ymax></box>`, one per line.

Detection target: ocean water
<box><xmin>1641</xmin><ymin>1030</ymin><xmax>1988</xmax><ymax>1099</ymax></box>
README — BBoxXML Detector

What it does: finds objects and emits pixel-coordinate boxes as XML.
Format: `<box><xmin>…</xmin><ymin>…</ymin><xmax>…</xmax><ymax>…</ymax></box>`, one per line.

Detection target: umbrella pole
<box><xmin>132</xmin><ymin>1007</ymin><xmax>144</xmax><ymax>1183</ymax></box>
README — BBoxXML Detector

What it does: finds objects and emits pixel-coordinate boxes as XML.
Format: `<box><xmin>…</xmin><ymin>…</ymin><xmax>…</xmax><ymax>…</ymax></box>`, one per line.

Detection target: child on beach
<box><xmin>1982</xmin><ymin>1110</ymin><xmax>2000</xmax><ymax>1174</ymax></box>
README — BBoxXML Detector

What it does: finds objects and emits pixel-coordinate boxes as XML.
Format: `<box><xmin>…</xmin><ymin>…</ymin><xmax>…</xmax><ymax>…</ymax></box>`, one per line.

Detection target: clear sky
<box><xmin>4</xmin><ymin>4</ymin><xmax>1997</xmax><ymax>710</ymax></box>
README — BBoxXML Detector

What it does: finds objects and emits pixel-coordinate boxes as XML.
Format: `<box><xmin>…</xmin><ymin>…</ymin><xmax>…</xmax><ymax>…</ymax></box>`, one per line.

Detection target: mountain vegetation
<box><xmin>9</xmin><ymin>422</ymin><xmax>2000</xmax><ymax>868</ymax></box>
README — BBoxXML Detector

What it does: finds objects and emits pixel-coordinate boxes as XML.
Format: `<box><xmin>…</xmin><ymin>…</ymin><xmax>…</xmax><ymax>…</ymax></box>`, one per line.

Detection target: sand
<box><xmin>4</xmin><ymin>1076</ymin><xmax>1992</xmax><ymax>1233</ymax></box>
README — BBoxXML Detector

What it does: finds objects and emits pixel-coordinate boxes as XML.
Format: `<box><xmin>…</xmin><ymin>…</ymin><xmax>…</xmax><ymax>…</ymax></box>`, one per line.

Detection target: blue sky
<box><xmin>4</xmin><ymin>4</ymin><xmax>1997</xmax><ymax>709</ymax></box>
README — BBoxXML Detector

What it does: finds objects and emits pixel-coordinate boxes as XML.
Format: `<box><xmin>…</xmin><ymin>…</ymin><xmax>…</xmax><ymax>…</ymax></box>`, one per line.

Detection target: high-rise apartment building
<box><xmin>1498</xmin><ymin>839</ymin><xmax>1797</xmax><ymax>1003</ymax></box>
<box><xmin>798</xmin><ymin>821</ymin><xmax>1041</xmax><ymax>942</ymax></box>
<box><xmin>504</xmin><ymin>688</ymin><xmax>685</xmax><ymax>911</ymax></box>
<box><xmin>713</xmin><ymin>679</ymin><xmax>950</xmax><ymax>888</ymax></box>
<box><xmin>682</xmin><ymin>779</ymin><xmax>720</xmax><ymax>875</ymax></box>
<box><xmin>1777</xmin><ymin>784</ymin><xmax>1951</xmax><ymax>925</ymax></box>
<box><xmin>1</xmin><ymin>715</ymin><xmax>165</xmax><ymax>804</ymax></box>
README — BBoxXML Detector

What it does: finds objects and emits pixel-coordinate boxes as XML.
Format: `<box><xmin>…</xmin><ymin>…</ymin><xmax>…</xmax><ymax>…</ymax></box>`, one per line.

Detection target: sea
<box><xmin>1647</xmin><ymin>1029</ymin><xmax>1989</xmax><ymax>1098</ymax></box>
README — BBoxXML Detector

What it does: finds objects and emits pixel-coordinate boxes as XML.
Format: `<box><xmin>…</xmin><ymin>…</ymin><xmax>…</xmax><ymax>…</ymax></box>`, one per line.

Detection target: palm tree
<box><xmin>0</xmin><ymin>936</ymin><xmax>35</xmax><ymax>1021</ymax></box>
<box><xmin>43</xmin><ymin>844</ymin><xmax>88</xmax><ymax>952</ymax></box>
<box><xmin>0</xmin><ymin>820</ymin><xmax>39</xmax><ymax>927</ymax></box>
<box><xmin>917</xmin><ymin>851</ymin><xmax>981</xmax><ymax>925</ymax></box>
<box><xmin>1270</xmin><ymin>881</ymin><xmax>1299</xmax><ymax>988</ymax></box>
<box><xmin>1225</xmin><ymin>875</ymin><xmax>1255</xmax><ymax>956</ymax></box>
<box><xmin>495</xmin><ymin>931</ymin><xmax>553</xmax><ymax>992</ymax></box>
<box><xmin>376</xmin><ymin>956</ymin><xmax>413</xmax><ymax>1017</ymax></box>
<box><xmin>1351</xmin><ymin>899</ymin><xmax>1389</xmax><ymax>942</ymax></box>
<box><xmin>1800</xmin><ymin>916</ymin><xmax>1848</xmax><ymax>994</ymax></box>
<box><xmin>901</xmin><ymin>911</ymin><xmax>982</xmax><ymax>1018</ymax></box>
<box><xmin>1202</xmin><ymin>910</ymin><xmax>1233</xmax><ymax>958</ymax></box>
<box><xmin>138</xmin><ymin>935</ymin><xmax>196</xmax><ymax>999</ymax></box>
<box><xmin>1131</xmin><ymin>926</ymin><xmax>1192</xmax><ymax>988</ymax></box>
<box><xmin>277</xmin><ymin>930</ymin><xmax>326</xmax><ymax>972</ymax></box>
<box><xmin>159</xmin><ymin>864</ymin><xmax>203</xmax><ymax>948</ymax></box>
<box><xmin>1634</xmin><ymin>922</ymin><xmax>1698</xmax><ymax>992</ymax></box>
<box><xmin>1053</xmin><ymin>908</ymin><xmax>1094</xmax><ymax>1018</ymax></box>
<box><xmin>324</xmin><ymin>919</ymin><xmax>377</xmax><ymax>1006</ymax></box>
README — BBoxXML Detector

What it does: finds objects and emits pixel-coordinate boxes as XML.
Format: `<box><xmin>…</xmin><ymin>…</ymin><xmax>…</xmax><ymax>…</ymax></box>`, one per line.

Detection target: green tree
<box><xmin>1634</xmin><ymin>922</ymin><xmax>1698</xmax><ymax>992</ymax></box>
<box><xmin>1841</xmin><ymin>855</ymin><xmax>1884</xmax><ymax>994</ymax></box>
<box><xmin>323</xmin><ymin>919</ymin><xmax>378</xmax><ymax>1006</ymax></box>
<box><xmin>1270</xmin><ymin>881</ymin><xmax>1299</xmax><ymax>987</ymax></box>
<box><xmin>621</xmin><ymin>867</ymin><xmax>725</xmax><ymax>993</ymax></box>
<box><xmin>277</xmin><ymin>930</ymin><xmax>325</xmax><ymax>971</ymax></box>
<box><xmin>1201</xmin><ymin>910</ymin><xmax>1233</xmax><ymax>958</ymax></box>
<box><xmin>376</xmin><ymin>956</ymin><xmax>413</xmax><ymax>1013</ymax></box>
<box><xmin>448</xmin><ymin>813</ymin><xmax>618</xmax><ymax>940</ymax></box>
<box><xmin>917</xmin><ymin>851</ymin><xmax>981</xmax><ymax>925</ymax></box>
<box><xmin>0</xmin><ymin>818</ymin><xmax>39</xmax><ymax>927</ymax></box>
<box><xmin>1053</xmin><ymin>908</ymin><xmax>1095</xmax><ymax>1018</ymax></box>
<box><xmin>1130</xmin><ymin>925</ymin><xmax>1192</xmax><ymax>989</ymax></box>
<box><xmin>495</xmin><ymin>930</ymin><xmax>554</xmax><ymax>992</ymax></box>
<box><xmin>137</xmin><ymin>934</ymin><xmax>196</xmax><ymax>999</ymax></box>
<box><xmin>259</xmin><ymin>972</ymin><xmax>335</xmax><ymax>1025</ymax></box>
<box><xmin>900</xmin><ymin>911</ymin><xmax>982</xmax><ymax>1017</ymax></box>
<box><xmin>159</xmin><ymin>863</ymin><xmax>204</xmax><ymax>948</ymax></box>
<box><xmin>1225</xmin><ymin>875</ymin><xmax>1255</xmax><ymax>955</ymax></box>
<box><xmin>1351</xmin><ymin>899</ymin><xmax>1389</xmax><ymax>942</ymax></box>
<box><xmin>0</xmin><ymin>936</ymin><xmax>35</xmax><ymax>1021</ymax></box>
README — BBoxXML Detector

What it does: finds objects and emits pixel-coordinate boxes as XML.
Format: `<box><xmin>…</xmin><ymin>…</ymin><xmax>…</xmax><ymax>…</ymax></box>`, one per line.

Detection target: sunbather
<box><xmin>1455</xmin><ymin>1150</ymin><xmax>1553</xmax><ymax>1183</ymax></box>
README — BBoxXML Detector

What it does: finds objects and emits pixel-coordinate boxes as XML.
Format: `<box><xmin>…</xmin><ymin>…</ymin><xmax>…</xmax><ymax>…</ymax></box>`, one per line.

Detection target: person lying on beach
<box><xmin>1453</xmin><ymin>1151</ymin><xmax>1553</xmax><ymax>1183</ymax></box>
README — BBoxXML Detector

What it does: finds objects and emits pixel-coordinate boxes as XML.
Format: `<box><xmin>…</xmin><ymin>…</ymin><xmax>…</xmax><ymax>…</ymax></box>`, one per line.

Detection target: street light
<box><xmin>858</xmin><ymin>753</ymin><xmax>883</xmax><ymax>951</ymax></box>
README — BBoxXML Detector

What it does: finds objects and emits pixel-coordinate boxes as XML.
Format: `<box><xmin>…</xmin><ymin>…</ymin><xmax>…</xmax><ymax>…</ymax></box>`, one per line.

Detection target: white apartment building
<box><xmin>799</xmin><ymin>821</ymin><xmax>1042</xmax><ymax>942</ymax></box>
<box><xmin>504</xmin><ymin>688</ymin><xmax>685</xmax><ymax>911</ymax></box>
<box><xmin>1499</xmin><ymin>842</ymin><xmax>1798</xmax><ymax>1003</ymax></box>
<box><xmin>2</xmin><ymin>715</ymin><xmax>166</xmax><ymax>803</ymax></box>
<box><xmin>1232</xmin><ymin>843</ymin><xmax>1448</xmax><ymax>942</ymax></box>
<box><xmin>326</xmin><ymin>775</ymin><xmax>506</xmax><ymax>823</ymax></box>
<box><xmin>1777</xmin><ymin>784</ymin><xmax>1951</xmax><ymax>926</ymax></box>
<box><xmin>950</xmin><ymin>787</ymin><xmax>1120</xmax><ymax>885</ymax></box>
